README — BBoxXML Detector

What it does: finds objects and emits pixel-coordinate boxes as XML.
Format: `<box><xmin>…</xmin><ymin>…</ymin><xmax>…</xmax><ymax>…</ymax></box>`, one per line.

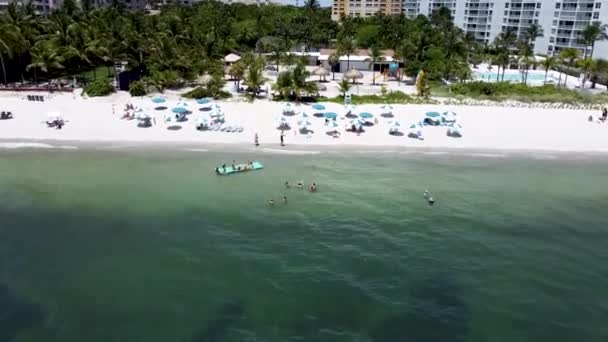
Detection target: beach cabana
<box><xmin>312</xmin><ymin>67</ymin><xmax>330</xmax><ymax>82</ymax></box>
<box><xmin>152</xmin><ymin>96</ymin><xmax>166</xmax><ymax>104</ymax></box>
<box><xmin>344</xmin><ymin>69</ymin><xmax>363</xmax><ymax>84</ymax></box>
<box><xmin>424</xmin><ymin>111</ymin><xmax>441</xmax><ymax>126</ymax></box>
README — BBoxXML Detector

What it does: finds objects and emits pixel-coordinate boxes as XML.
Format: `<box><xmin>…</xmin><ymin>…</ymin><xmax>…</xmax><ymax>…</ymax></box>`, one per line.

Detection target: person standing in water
<box><xmin>280</xmin><ymin>132</ymin><xmax>285</xmax><ymax>146</ymax></box>
<box><xmin>283</xmin><ymin>196</ymin><xmax>288</xmax><ymax>204</ymax></box>
<box><xmin>285</xmin><ymin>181</ymin><xmax>290</xmax><ymax>189</ymax></box>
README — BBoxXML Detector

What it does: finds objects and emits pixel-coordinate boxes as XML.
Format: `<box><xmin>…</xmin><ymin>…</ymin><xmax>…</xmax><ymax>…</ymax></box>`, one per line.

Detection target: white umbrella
<box><xmin>46</xmin><ymin>112</ymin><xmax>62</xmax><ymax>122</ymax></box>
<box><xmin>282</xmin><ymin>103</ymin><xmax>295</xmax><ymax>115</ymax></box>
<box><xmin>135</xmin><ymin>111</ymin><xmax>150</xmax><ymax>120</ymax></box>
<box><xmin>447</xmin><ymin>123</ymin><xmax>463</xmax><ymax>137</ymax></box>
<box><xmin>442</xmin><ymin>111</ymin><xmax>457</xmax><ymax>124</ymax></box>
<box><xmin>389</xmin><ymin>121</ymin><xmax>401</xmax><ymax>133</ymax></box>
<box><xmin>344</xmin><ymin>104</ymin><xmax>356</xmax><ymax>114</ymax></box>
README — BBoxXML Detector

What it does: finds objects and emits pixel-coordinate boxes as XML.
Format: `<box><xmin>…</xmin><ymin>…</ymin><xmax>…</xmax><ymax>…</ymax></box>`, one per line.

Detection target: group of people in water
<box><xmin>268</xmin><ymin>180</ymin><xmax>317</xmax><ymax>206</ymax></box>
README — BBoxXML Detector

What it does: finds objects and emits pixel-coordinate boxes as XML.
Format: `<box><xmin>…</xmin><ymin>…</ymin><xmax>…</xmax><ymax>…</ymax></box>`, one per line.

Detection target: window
<box><xmin>595</xmin><ymin>3</ymin><xmax>601</xmax><ymax>9</ymax></box>
<box><xmin>552</xmin><ymin>20</ymin><xmax>558</xmax><ymax>26</ymax></box>
<box><xmin>555</xmin><ymin>3</ymin><xmax>560</xmax><ymax>9</ymax></box>
<box><xmin>505</xmin><ymin>3</ymin><xmax>509</xmax><ymax>8</ymax></box>
<box><xmin>593</xmin><ymin>12</ymin><xmax>599</xmax><ymax>19</ymax></box>
<box><xmin>554</xmin><ymin>11</ymin><xmax>559</xmax><ymax>17</ymax></box>
<box><xmin>536</xmin><ymin>3</ymin><xmax>541</xmax><ymax>9</ymax></box>
<box><xmin>550</xmin><ymin>37</ymin><xmax>555</xmax><ymax>43</ymax></box>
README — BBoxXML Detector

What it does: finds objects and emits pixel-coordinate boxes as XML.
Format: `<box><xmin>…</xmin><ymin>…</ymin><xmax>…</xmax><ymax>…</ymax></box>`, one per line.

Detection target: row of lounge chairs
<box><xmin>26</xmin><ymin>95</ymin><xmax>45</xmax><ymax>102</ymax></box>
<box><xmin>198</xmin><ymin>123</ymin><xmax>244</xmax><ymax>132</ymax></box>
<box><xmin>1</xmin><ymin>111</ymin><xmax>13</xmax><ymax>120</ymax></box>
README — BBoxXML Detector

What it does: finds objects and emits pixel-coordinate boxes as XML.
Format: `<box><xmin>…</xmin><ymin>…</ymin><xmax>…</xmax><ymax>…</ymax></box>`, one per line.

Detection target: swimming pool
<box><xmin>475</xmin><ymin>71</ymin><xmax>555</xmax><ymax>83</ymax></box>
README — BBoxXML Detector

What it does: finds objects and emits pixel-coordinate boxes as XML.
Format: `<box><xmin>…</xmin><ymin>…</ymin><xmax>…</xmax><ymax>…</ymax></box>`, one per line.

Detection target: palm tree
<box><xmin>367</xmin><ymin>46</ymin><xmax>384</xmax><ymax>85</ymax></box>
<box><xmin>328</xmin><ymin>52</ymin><xmax>339</xmax><ymax>80</ymax></box>
<box><xmin>589</xmin><ymin>58</ymin><xmax>608</xmax><ymax>88</ymax></box>
<box><xmin>577</xmin><ymin>58</ymin><xmax>595</xmax><ymax>88</ymax></box>
<box><xmin>558</xmin><ymin>47</ymin><xmax>580</xmax><ymax>87</ymax></box>
<box><xmin>26</xmin><ymin>41</ymin><xmax>65</xmax><ymax>88</ymax></box>
<box><xmin>517</xmin><ymin>42</ymin><xmax>534</xmax><ymax>84</ymax></box>
<box><xmin>540</xmin><ymin>56</ymin><xmax>556</xmax><ymax>85</ymax></box>
<box><xmin>581</xmin><ymin>22</ymin><xmax>608</xmax><ymax>59</ymax></box>
<box><xmin>229</xmin><ymin>60</ymin><xmax>246</xmax><ymax>92</ymax></box>
<box><xmin>525</xmin><ymin>24</ymin><xmax>544</xmax><ymax>48</ymax></box>
<box><xmin>337</xmin><ymin>78</ymin><xmax>351</xmax><ymax>98</ymax></box>
<box><xmin>0</xmin><ymin>24</ymin><xmax>18</xmax><ymax>85</ymax></box>
<box><xmin>337</xmin><ymin>37</ymin><xmax>355</xmax><ymax>71</ymax></box>
<box><xmin>243</xmin><ymin>58</ymin><xmax>267</xmax><ymax>99</ymax></box>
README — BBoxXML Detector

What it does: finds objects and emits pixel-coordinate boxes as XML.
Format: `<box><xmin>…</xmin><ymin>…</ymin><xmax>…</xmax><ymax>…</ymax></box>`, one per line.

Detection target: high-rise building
<box><xmin>331</xmin><ymin>0</ymin><xmax>402</xmax><ymax>21</ymax></box>
<box><xmin>0</xmin><ymin>0</ymin><xmax>63</xmax><ymax>14</ymax></box>
<box><xmin>331</xmin><ymin>0</ymin><xmax>608</xmax><ymax>58</ymax></box>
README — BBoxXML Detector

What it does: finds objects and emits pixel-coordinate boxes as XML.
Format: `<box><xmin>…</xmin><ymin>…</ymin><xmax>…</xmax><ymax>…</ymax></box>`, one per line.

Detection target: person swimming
<box><xmin>285</xmin><ymin>181</ymin><xmax>291</xmax><ymax>189</ymax></box>
<box><xmin>268</xmin><ymin>199</ymin><xmax>275</xmax><ymax>206</ymax></box>
<box><xmin>424</xmin><ymin>190</ymin><xmax>430</xmax><ymax>199</ymax></box>
<box><xmin>428</xmin><ymin>197</ymin><xmax>435</xmax><ymax>205</ymax></box>
<box><xmin>297</xmin><ymin>181</ymin><xmax>303</xmax><ymax>189</ymax></box>
<box><xmin>310</xmin><ymin>183</ymin><xmax>317</xmax><ymax>192</ymax></box>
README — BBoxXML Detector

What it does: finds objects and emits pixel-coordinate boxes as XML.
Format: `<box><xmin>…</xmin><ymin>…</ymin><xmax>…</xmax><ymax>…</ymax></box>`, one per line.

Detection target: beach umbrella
<box><xmin>344</xmin><ymin>104</ymin><xmax>356</xmax><ymax>114</ymax></box>
<box><xmin>282</xmin><ymin>103</ymin><xmax>295</xmax><ymax>115</ymax></box>
<box><xmin>196</xmin><ymin>98</ymin><xmax>211</xmax><ymax>104</ymax></box>
<box><xmin>425</xmin><ymin>111</ymin><xmax>441</xmax><ymax>118</ymax></box>
<box><xmin>172</xmin><ymin>106</ymin><xmax>187</xmax><ymax>114</ymax></box>
<box><xmin>135</xmin><ymin>111</ymin><xmax>150</xmax><ymax>120</ymax></box>
<box><xmin>324</xmin><ymin>112</ymin><xmax>337</xmax><ymax>119</ymax></box>
<box><xmin>46</xmin><ymin>112</ymin><xmax>62</xmax><ymax>122</ymax></box>
<box><xmin>151</xmin><ymin>96</ymin><xmax>166</xmax><ymax>104</ymax></box>
<box><xmin>447</xmin><ymin>123</ymin><xmax>463</xmax><ymax>137</ymax></box>
<box><xmin>359</xmin><ymin>112</ymin><xmax>374</xmax><ymax>119</ymax></box>
<box><xmin>312</xmin><ymin>103</ymin><xmax>325</xmax><ymax>111</ymax></box>
<box><xmin>196</xmin><ymin>116</ymin><xmax>209</xmax><ymax>127</ymax></box>
<box><xmin>164</xmin><ymin>112</ymin><xmax>174</xmax><ymax>122</ymax></box>
<box><xmin>344</xmin><ymin>69</ymin><xmax>363</xmax><ymax>83</ymax></box>
<box><xmin>312</xmin><ymin>66</ymin><xmax>330</xmax><ymax>81</ymax></box>
<box><xmin>381</xmin><ymin>104</ymin><xmax>393</xmax><ymax>112</ymax></box>
<box><xmin>442</xmin><ymin>111</ymin><xmax>457</xmax><ymax>124</ymax></box>
<box><xmin>389</xmin><ymin>121</ymin><xmax>401</xmax><ymax>133</ymax></box>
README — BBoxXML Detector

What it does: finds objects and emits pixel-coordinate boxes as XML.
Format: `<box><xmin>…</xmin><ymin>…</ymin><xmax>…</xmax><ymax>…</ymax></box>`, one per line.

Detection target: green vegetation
<box><xmin>83</xmin><ymin>78</ymin><xmax>113</xmax><ymax>96</ymax></box>
<box><xmin>320</xmin><ymin>91</ymin><xmax>432</xmax><ymax>105</ymax></box>
<box><xmin>128</xmin><ymin>80</ymin><xmax>146</xmax><ymax>97</ymax></box>
<box><xmin>438</xmin><ymin>82</ymin><xmax>608</xmax><ymax>104</ymax></box>
<box><xmin>272</xmin><ymin>62</ymin><xmax>318</xmax><ymax>101</ymax></box>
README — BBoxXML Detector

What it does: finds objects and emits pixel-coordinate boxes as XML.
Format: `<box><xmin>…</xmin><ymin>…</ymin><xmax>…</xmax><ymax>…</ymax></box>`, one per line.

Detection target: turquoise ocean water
<box><xmin>1</xmin><ymin>148</ymin><xmax>607</xmax><ymax>342</ymax></box>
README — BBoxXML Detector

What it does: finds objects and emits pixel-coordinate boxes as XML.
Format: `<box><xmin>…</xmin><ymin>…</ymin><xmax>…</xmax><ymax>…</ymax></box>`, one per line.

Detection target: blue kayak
<box><xmin>215</xmin><ymin>161</ymin><xmax>264</xmax><ymax>175</ymax></box>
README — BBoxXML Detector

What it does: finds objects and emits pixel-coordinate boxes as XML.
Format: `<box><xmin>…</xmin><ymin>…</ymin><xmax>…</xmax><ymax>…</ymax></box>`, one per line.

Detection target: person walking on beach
<box><xmin>254</xmin><ymin>133</ymin><xmax>259</xmax><ymax>146</ymax></box>
<box><xmin>280</xmin><ymin>132</ymin><xmax>285</xmax><ymax>146</ymax></box>
<box><xmin>601</xmin><ymin>107</ymin><xmax>607</xmax><ymax>123</ymax></box>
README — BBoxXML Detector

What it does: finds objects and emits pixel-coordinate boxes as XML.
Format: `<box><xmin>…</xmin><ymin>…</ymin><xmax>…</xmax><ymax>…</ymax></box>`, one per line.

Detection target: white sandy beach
<box><xmin>1</xmin><ymin>90</ymin><xmax>608</xmax><ymax>152</ymax></box>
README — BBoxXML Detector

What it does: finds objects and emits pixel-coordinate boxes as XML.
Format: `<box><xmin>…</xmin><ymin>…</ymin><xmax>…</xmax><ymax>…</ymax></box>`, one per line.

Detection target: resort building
<box><xmin>0</xmin><ymin>0</ymin><xmax>63</xmax><ymax>13</ymax></box>
<box><xmin>331</xmin><ymin>0</ymin><xmax>402</xmax><ymax>21</ymax></box>
<box><xmin>330</xmin><ymin>0</ymin><xmax>608</xmax><ymax>58</ymax></box>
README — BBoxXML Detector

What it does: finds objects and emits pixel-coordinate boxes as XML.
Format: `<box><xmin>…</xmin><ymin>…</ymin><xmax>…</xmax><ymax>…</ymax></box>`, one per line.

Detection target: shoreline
<box><xmin>3</xmin><ymin>138</ymin><xmax>608</xmax><ymax>160</ymax></box>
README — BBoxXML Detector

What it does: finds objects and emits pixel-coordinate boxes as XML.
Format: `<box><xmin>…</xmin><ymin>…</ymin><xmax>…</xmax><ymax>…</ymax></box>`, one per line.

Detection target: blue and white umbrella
<box><xmin>312</xmin><ymin>103</ymin><xmax>325</xmax><ymax>111</ymax></box>
<box><xmin>172</xmin><ymin>103</ymin><xmax>188</xmax><ymax>114</ymax></box>
<box><xmin>196</xmin><ymin>98</ymin><xmax>210</xmax><ymax>104</ymax></box>
<box><xmin>135</xmin><ymin>111</ymin><xmax>150</xmax><ymax>120</ymax></box>
<box><xmin>324</xmin><ymin>112</ymin><xmax>337</xmax><ymax>119</ymax></box>
<box><xmin>283</xmin><ymin>103</ymin><xmax>295</xmax><ymax>115</ymax></box>
<box><xmin>426</xmin><ymin>111</ymin><xmax>441</xmax><ymax>118</ymax></box>
<box><xmin>359</xmin><ymin>112</ymin><xmax>374</xmax><ymax>119</ymax></box>
<box><xmin>442</xmin><ymin>111</ymin><xmax>457</xmax><ymax>124</ymax></box>
<box><xmin>152</xmin><ymin>96</ymin><xmax>166</xmax><ymax>103</ymax></box>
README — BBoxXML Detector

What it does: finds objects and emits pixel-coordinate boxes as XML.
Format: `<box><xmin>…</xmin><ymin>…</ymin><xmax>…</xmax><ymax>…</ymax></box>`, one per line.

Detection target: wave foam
<box><xmin>260</xmin><ymin>148</ymin><xmax>321</xmax><ymax>155</ymax></box>
<box><xmin>0</xmin><ymin>142</ymin><xmax>78</xmax><ymax>150</ymax></box>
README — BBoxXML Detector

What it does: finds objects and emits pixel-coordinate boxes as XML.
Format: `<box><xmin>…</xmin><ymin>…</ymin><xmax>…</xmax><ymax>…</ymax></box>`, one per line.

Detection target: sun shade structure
<box><xmin>224</xmin><ymin>53</ymin><xmax>241</xmax><ymax>63</ymax></box>
<box><xmin>344</xmin><ymin>69</ymin><xmax>363</xmax><ymax>81</ymax></box>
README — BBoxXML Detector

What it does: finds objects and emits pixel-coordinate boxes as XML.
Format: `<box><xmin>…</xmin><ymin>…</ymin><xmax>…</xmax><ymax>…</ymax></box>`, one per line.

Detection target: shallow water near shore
<box><xmin>1</xmin><ymin>149</ymin><xmax>607</xmax><ymax>342</ymax></box>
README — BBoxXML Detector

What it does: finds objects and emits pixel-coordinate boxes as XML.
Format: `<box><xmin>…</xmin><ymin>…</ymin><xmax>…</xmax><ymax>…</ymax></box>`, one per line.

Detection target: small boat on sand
<box><xmin>215</xmin><ymin>161</ymin><xmax>264</xmax><ymax>175</ymax></box>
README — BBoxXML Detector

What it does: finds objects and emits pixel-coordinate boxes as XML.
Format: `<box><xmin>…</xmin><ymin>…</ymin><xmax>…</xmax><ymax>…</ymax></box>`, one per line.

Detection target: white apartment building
<box><xmin>337</xmin><ymin>0</ymin><xmax>608</xmax><ymax>58</ymax></box>
<box><xmin>0</xmin><ymin>0</ymin><xmax>63</xmax><ymax>13</ymax></box>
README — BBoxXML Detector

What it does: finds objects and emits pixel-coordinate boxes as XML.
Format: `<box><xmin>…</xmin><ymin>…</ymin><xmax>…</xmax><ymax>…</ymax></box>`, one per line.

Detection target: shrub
<box><xmin>182</xmin><ymin>86</ymin><xmax>231</xmax><ymax>100</ymax></box>
<box><xmin>83</xmin><ymin>79</ymin><xmax>114</xmax><ymax>97</ymax></box>
<box><xmin>128</xmin><ymin>80</ymin><xmax>146</xmax><ymax>97</ymax></box>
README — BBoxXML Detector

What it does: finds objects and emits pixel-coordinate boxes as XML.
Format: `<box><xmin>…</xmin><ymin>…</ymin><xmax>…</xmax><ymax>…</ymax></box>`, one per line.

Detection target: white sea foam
<box><xmin>260</xmin><ymin>148</ymin><xmax>321</xmax><ymax>155</ymax></box>
<box><xmin>184</xmin><ymin>148</ymin><xmax>209</xmax><ymax>152</ymax></box>
<box><xmin>0</xmin><ymin>142</ymin><xmax>78</xmax><ymax>150</ymax></box>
